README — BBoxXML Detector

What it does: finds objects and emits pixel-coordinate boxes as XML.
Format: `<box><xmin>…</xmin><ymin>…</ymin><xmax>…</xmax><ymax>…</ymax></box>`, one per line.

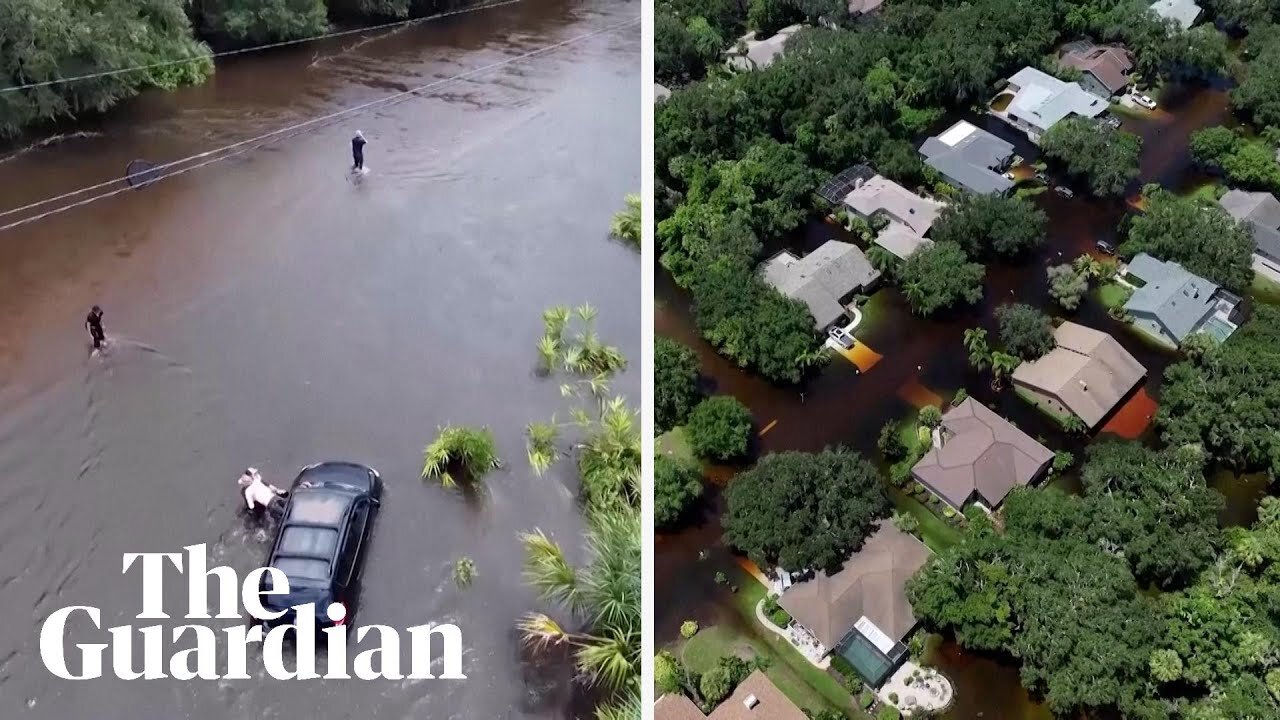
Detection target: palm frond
<box><xmin>526</xmin><ymin>421</ymin><xmax>561</xmax><ymax>476</ymax></box>
<box><xmin>521</xmin><ymin>529</ymin><xmax>580</xmax><ymax>607</ymax></box>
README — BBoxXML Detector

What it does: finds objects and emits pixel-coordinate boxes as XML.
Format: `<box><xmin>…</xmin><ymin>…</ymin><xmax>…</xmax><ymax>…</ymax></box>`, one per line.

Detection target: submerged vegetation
<box><xmin>421</xmin><ymin>425</ymin><xmax>501</xmax><ymax>488</ymax></box>
<box><xmin>610</xmin><ymin>193</ymin><xmax>642</xmax><ymax>249</ymax></box>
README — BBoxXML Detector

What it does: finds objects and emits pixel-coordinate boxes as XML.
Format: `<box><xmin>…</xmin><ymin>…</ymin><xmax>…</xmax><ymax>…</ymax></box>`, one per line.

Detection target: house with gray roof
<box><xmin>1151</xmin><ymin>0</ymin><xmax>1202</xmax><ymax>29</ymax></box>
<box><xmin>911</xmin><ymin>398</ymin><xmax>1053</xmax><ymax>511</ymax></box>
<box><xmin>762</xmin><ymin>240</ymin><xmax>880</xmax><ymax>329</ymax></box>
<box><xmin>727</xmin><ymin>25</ymin><xmax>803</xmax><ymax>72</ymax></box>
<box><xmin>1059</xmin><ymin>42</ymin><xmax>1134</xmax><ymax>98</ymax></box>
<box><xmin>777</xmin><ymin>522</ymin><xmax>932</xmax><ymax>686</ymax></box>
<box><xmin>1012</xmin><ymin>322</ymin><xmax>1147</xmax><ymax>429</ymax></box>
<box><xmin>1122</xmin><ymin>253</ymin><xmax>1240</xmax><ymax>346</ymax></box>
<box><xmin>998</xmin><ymin>66</ymin><xmax>1107</xmax><ymax>142</ymax></box>
<box><xmin>919</xmin><ymin>120</ymin><xmax>1016</xmax><ymax>195</ymax></box>
<box><xmin>840</xmin><ymin>174</ymin><xmax>945</xmax><ymax>260</ymax></box>
<box><xmin>1219</xmin><ymin>189</ymin><xmax>1280</xmax><ymax>282</ymax></box>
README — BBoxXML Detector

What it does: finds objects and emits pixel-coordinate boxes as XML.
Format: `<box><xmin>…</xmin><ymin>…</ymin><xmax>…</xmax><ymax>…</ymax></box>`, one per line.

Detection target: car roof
<box><xmin>285</xmin><ymin>491</ymin><xmax>352</xmax><ymax>527</ymax></box>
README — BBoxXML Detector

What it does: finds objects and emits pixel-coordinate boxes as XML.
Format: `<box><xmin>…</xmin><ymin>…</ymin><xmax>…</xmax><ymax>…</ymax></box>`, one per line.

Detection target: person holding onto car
<box><xmin>239</xmin><ymin>468</ymin><xmax>287</xmax><ymax>517</ymax></box>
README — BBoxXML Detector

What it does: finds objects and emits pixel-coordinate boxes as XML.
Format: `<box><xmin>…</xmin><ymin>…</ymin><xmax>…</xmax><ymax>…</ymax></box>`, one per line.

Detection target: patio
<box><xmin>878</xmin><ymin>661</ymin><xmax>954</xmax><ymax>714</ymax></box>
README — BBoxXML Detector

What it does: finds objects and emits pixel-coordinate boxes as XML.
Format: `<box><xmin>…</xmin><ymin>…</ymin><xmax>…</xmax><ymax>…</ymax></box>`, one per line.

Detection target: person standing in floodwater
<box><xmin>85</xmin><ymin>306</ymin><xmax>105</xmax><ymax>351</ymax></box>
<box><xmin>351</xmin><ymin>130</ymin><xmax>366</xmax><ymax>172</ymax></box>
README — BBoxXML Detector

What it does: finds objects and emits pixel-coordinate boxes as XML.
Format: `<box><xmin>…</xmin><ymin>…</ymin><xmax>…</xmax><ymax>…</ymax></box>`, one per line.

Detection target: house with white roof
<box><xmin>996</xmin><ymin>67</ymin><xmax>1107</xmax><ymax>142</ymax></box>
<box><xmin>1150</xmin><ymin>0</ymin><xmax>1202</xmax><ymax>30</ymax></box>
<box><xmin>727</xmin><ymin>25</ymin><xmax>804</xmax><ymax>72</ymax></box>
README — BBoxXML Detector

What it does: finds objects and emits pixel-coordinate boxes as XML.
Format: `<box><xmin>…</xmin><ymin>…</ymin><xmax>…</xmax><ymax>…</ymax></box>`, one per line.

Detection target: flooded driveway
<box><xmin>0</xmin><ymin>0</ymin><xmax>638</xmax><ymax>717</ymax></box>
<box><xmin>655</xmin><ymin>85</ymin><xmax>1253</xmax><ymax>719</ymax></box>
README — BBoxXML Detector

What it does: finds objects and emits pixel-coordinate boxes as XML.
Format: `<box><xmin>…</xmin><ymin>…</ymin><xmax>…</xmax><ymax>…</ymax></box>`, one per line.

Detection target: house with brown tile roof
<box><xmin>1012</xmin><ymin>322</ymin><xmax>1146</xmax><ymax>429</ymax></box>
<box><xmin>655</xmin><ymin>671</ymin><xmax>807</xmax><ymax>720</ymax></box>
<box><xmin>911</xmin><ymin>398</ymin><xmax>1053</xmax><ymax>510</ymax></box>
<box><xmin>1059</xmin><ymin>42</ymin><xmax>1134</xmax><ymax>98</ymax></box>
<box><xmin>777</xmin><ymin>522</ymin><xmax>932</xmax><ymax>685</ymax></box>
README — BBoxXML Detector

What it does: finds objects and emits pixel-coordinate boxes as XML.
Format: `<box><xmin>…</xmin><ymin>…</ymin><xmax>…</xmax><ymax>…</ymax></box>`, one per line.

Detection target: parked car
<box><xmin>259</xmin><ymin>462</ymin><xmax>382</xmax><ymax>629</ymax></box>
<box><xmin>1095</xmin><ymin>239</ymin><xmax>1116</xmax><ymax>255</ymax></box>
<box><xmin>828</xmin><ymin>326</ymin><xmax>855</xmax><ymax>350</ymax></box>
<box><xmin>1132</xmin><ymin>93</ymin><xmax>1157</xmax><ymax>110</ymax></box>
<box><xmin>1101</xmin><ymin>115</ymin><xmax>1122</xmax><ymax>128</ymax></box>
<box><xmin>1053</xmin><ymin>186</ymin><xmax>1075</xmax><ymax>198</ymax></box>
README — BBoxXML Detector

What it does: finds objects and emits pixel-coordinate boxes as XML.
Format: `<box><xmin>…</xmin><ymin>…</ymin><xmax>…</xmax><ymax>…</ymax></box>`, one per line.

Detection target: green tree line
<box><xmin>0</xmin><ymin>0</ymin><xmax>476</xmax><ymax>138</ymax></box>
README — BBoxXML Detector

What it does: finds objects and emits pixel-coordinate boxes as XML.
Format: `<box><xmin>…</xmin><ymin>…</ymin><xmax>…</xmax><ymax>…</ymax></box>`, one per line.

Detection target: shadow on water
<box><xmin>655</xmin><ymin>85</ymin><xmax>1263</xmax><ymax>718</ymax></box>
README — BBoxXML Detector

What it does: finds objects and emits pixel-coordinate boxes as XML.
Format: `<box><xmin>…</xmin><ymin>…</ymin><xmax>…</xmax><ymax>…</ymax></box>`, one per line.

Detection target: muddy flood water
<box><xmin>0</xmin><ymin>1</ymin><xmax>638</xmax><ymax>717</ymax></box>
<box><xmin>656</xmin><ymin>85</ymin><xmax>1272</xmax><ymax>718</ymax></box>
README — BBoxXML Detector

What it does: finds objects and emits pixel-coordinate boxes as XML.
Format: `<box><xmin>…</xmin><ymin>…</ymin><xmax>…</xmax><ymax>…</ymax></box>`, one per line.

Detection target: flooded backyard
<box><xmin>0</xmin><ymin>1</ymin><xmax>639</xmax><ymax>718</ymax></box>
<box><xmin>655</xmin><ymin>84</ymin><xmax>1271</xmax><ymax>718</ymax></box>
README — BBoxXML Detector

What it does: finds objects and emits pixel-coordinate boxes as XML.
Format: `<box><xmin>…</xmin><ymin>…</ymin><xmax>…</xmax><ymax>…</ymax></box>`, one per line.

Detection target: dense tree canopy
<box><xmin>658</xmin><ymin>204</ymin><xmax>761</xmax><ymax>288</ymax></box>
<box><xmin>1040</xmin><ymin>117</ymin><xmax>1142</xmax><ymax>197</ymax></box>
<box><xmin>654</xmin><ymin>454</ymin><xmax>704</xmax><ymax>530</ymax></box>
<box><xmin>1233</xmin><ymin>22</ymin><xmax>1280</xmax><ymax>130</ymax></box>
<box><xmin>1190</xmin><ymin>126</ymin><xmax>1280</xmax><ymax>191</ymax></box>
<box><xmin>685</xmin><ymin>395</ymin><xmax>754</xmax><ymax>461</ymax></box>
<box><xmin>929</xmin><ymin>194</ymin><xmax>1047</xmax><ymax>259</ymax></box>
<box><xmin>898</xmin><ymin>242</ymin><xmax>984</xmax><ymax>317</ymax></box>
<box><xmin>1047</xmin><ymin>263</ymin><xmax>1089</xmax><ymax>310</ymax></box>
<box><xmin>1158</xmin><ymin>304</ymin><xmax>1280</xmax><ymax>477</ymax></box>
<box><xmin>1119</xmin><ymin>185</ymin><xmax>1256</xmax><ymax>291</ymax></box>
<box><xmin>996</xmin><ymin>303</ymin><xmax>1055</xmax><ymax>361</ymax></box>
<box><xmin>655</xmin><ymin>337</ymin><xmax>702</xmax><ymax>433</ymax></box>
<box><xmin>0</xmin><ymin>0</ymin><xmax>212</xmax><ymax>137</ymax></box>
<box><xmin>723</xmin><ymin>449</ymin><xmax>889</xmax><ymax>572</ymax></box>
<box><xmin>908</xmin><ymin>493</ymin><xmax>1167</xmax><ymax>718</ymax></box>
<box><xmin>690</xmin><ymin>262</ymin><xmax>824</xmax><ymax>383</ymax></box>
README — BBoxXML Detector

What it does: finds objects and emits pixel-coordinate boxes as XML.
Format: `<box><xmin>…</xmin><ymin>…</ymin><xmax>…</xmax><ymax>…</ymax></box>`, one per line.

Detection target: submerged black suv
<box><xmin>259</xmin><ymin>462</ymin><xmax>381</xmax><ymax>628</ymax></box>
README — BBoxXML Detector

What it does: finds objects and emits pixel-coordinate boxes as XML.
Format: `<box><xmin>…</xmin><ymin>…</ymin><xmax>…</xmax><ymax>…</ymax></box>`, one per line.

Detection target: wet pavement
<box><xmin>0</xmin><ymin>1</ymin><xmax>638</xmax><ymax>717</ymax></box>
<box><xmin>655</xmin><ymin>85</ymin><xmax>1263</xmax><ymax>719</ymax></box>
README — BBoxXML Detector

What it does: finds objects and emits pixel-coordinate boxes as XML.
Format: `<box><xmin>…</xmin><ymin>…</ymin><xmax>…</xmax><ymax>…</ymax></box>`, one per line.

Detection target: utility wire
<box><xmin>0</xmin><ymin>16</ymin><xmax>638</xmax><ymax>234</ymax></box>
<box><xmin>0</xmin><ymin>0</ymin><xmax>523</xmax><ymax>94</ymax></box>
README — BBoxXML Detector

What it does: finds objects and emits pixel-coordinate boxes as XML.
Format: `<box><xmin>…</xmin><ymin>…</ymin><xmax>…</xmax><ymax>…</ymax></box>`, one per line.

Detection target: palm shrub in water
<box><xmin>421</xmin><ymin>425</ymin><xmax>501</xmax><ymax>488</ymax></box>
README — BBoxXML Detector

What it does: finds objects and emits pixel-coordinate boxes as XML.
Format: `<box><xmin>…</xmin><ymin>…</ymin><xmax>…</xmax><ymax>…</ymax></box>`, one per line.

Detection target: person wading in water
<box><xmin>351</xmin><ymin>130</ymin><xmax>366</xmax><ymax>172</ymax></box>
<box><xmin>85</xmin><ymin>306</ymin><xmax>106</xmax><ymax>351</ymax></box>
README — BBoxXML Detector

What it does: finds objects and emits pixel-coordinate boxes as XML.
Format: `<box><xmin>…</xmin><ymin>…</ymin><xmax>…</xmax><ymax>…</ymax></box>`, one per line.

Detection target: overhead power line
<box><xmin>0</xmin><ymin>0</ymin><xmax>523</xmax><ymax>94</ymax></box>
<box><xmin>0</xmin><ymin>16</ymin><xmax>638</xmax><ymax>234</ymax></box>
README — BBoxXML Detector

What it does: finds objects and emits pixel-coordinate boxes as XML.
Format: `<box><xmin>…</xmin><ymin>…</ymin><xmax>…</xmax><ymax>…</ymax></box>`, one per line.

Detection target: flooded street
<box><xmin>0</xmin><ymin>0</ymin><xmax>638</xmax><ymax>717</ymax></box>
<box><xmin>656</xmin><ymin>85</ymin><xmax>1261</xmax><ymax>718</ymax></box>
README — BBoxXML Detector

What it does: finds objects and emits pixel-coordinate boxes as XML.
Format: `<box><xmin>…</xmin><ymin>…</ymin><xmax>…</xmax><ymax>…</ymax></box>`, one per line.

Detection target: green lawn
<box><xmin>671</xmin><ymin>569</ymin><xmax>866</xmax><ymax>718</ymax></box>
<box><xmin>1097</xmin><ymin>281</ymin><xmax>1131</xmax><ymax>310</ymax></box>
<box><xmin>892</xmin><ymin>491</ymin><xmax>964</xmax><ymax>552</ymax></box>
<box><xmin>1250</xmin><ymin>273</ymin><xmax>1280</xmax><ymax>306</ymax></box>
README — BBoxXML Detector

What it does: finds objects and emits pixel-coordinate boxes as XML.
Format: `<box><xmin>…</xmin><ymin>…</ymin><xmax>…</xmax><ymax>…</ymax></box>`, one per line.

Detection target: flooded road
<box><xmin>0</xmin><ymin>1</ymin><xmax>638</xmax><ymax>717</ymax></box>
<box><xmin>655</xmin><ymin>86</ymin><xmax>1258</xmax><ymax>718</ymax></box>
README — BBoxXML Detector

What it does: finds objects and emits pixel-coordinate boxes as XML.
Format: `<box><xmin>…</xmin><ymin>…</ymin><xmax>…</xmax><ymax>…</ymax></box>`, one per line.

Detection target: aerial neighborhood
<box><xmin>656</xmin><ymin>0</ymin><xmax>1280</xmax><ymax>718</ymax></box>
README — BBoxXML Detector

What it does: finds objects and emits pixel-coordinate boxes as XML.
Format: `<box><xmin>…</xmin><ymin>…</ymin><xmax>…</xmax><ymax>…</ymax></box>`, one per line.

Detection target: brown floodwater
<box><xmin>0</xmin><ymin>1</ymin><xmax>638</xmax><ymax>717</ymax></box>
<box><xmin>655</xmin><ymin>86</ymin><xmax>1267</xmax><ymax>718</ymax></box>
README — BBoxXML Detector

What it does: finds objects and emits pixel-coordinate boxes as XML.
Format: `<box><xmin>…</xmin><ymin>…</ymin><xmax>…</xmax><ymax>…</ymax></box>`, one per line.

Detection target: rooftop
<box><xmin>1005</xmin><ymin>66</ymin><xmax>1106</xmax><ymax>133</ymax></box>
<box><xmin>1059</xmin><ymin>44</ymin><xmax>1134</xmax><ymax>94</ymax></box>
<box><xmin>655</xmin><ymin>671</ymin><xmax>808</xmax><ymax>720</ymax></box>
<box><xmin>761</xmin><ymin>241</ymin><xmax>880</xmax><ymax>328</ymax></box>
<box><xmin>655</xmin><ymin>83</ymin><xmax>671</xmax><ymax>102</ymax></box>
<box><xmin>1150</xmin><ymin>0</ymin><xmax>1202</xmax><ymax>29</ymax></box>
<box><xmin>919</xmin><ymin>120</ymin><xmax>1016</xmax><ymax>194</ymax></box>
<box><xmin>911</xmin><ymin>398</ymin><xmax>1054</xmax><ymax>509</ymax></box>
<box><xmin>842</xmin><ymin>174</ymin><xmax>945</xmax><ymax>235</ymax></box>
<box><xmin>1123</xmin><ymin>253</ymin><xmax>1220</xmax><ymax>342</ymax></box>
<box><xmin>778</xmin><ymin>522</ymin><xmax>932</xmax><ymax>649</ymax></box>
<box><xmin>847</xmin><ymin>0</ymin><xmax>885</xmax><ymax>15</ymax></box>
<box><xmin>1220</xmin><ymin>189</ymin><xmax>1280</xmax><ymax>263</ymax></box>
<box><xmin>1011</xmin><ymin>322</ymin><xmax>1147</xmax><ymax>427</ymax></box>
<box><xmin>729</xmin><ymin>25</ymin><xmax>804</xmax><ymax>71</ymax></box>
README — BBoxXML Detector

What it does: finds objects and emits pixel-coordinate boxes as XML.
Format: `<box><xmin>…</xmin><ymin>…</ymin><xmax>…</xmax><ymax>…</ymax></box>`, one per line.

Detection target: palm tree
<box><xmin>1062</xmin><ymin>414</ymin><xmax>1089</xmax><ymax>435</ymax></box>
<box><xmin>421</xmin><ymin>425</ymin><xmax>501</xmax><ymax>488</ymax></box>
<box><xmin>609</xmin><ymin>194</ymin><xmax>641</xmax><ymax>249</ymax></box>
<box><xmin>989</xmin><ymin>351</ymin><xmax>1020</xmax><ymax>390</ymax></box>
<box><xmin>519</xmin><ymin>508</ymin><xmax>640</xmax><ymax>718</ymax></box>
<box><xmin>964</xmin><ymin>328</ymin><xmax>991</xmax><ymax>372</ymax></box>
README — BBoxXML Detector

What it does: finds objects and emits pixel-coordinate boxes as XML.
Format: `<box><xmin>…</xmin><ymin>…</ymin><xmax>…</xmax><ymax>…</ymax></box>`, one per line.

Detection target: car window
<box><xmin>278</xmin><ymin>526</ymin><xmax>339</xmax><ymax>559</ymax></box>
<box><xmin>270</xmin><ymin>557</ymin><xmax>330</xmax><ymax>582</ymax></box>
<box><xmin>287</xmin><ymin>492</ymin><xmax>350</xmax><ymax>525</ymax></box>
<box><xmin>337</xmin><ymin>503</ymin><xmax>370</xmax><ymax>586</ymax></box>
